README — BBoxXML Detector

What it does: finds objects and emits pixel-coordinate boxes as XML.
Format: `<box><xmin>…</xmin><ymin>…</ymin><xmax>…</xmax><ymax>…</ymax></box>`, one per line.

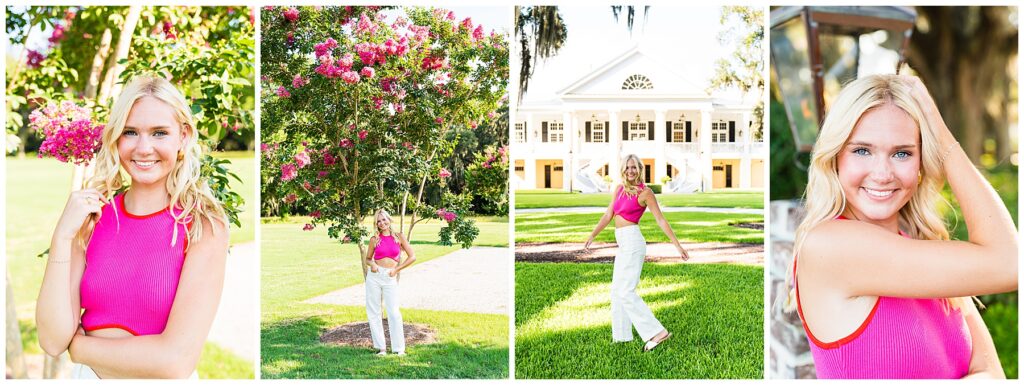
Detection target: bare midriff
<box><xmin>614</xmin><ymin>214</ymin><xmax>643</xmax><ymax>228</ymax></box>
<box><xmin>375</xmin><ymin>257</ymin><xmax>399</xmax><ymax>269</ymax></box>
<box><xmin>86</xmin><ymin>327</ymin><xmax>134</xmax><ymax>338</ymax></box>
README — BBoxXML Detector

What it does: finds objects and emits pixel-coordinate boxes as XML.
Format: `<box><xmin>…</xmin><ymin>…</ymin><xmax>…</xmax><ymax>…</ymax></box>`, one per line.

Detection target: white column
<box><xmin>654</xmin><ymin>109</ymin><xmax>667</xmax><ymax>187</ymax></box>
<box><xmin>699</xmin><ymin>109</ymin><xmax>713</xmax><ymax>192</ymax></box>
<box><xmin>608</xmin><ymin>109</ymin><xmax>621</xmax><ymax>185</ymax></box>
<box><xmin>563</xmin><ymin>111</ymin><xmax>574</xmax><ymax>191</ymax></box>
<box><xmin>524</xmin><ymin>156</ymin><xmax>537</xmax><ymax>189</ymax></box>
<box><xmin>740</xmin><ymin>110</ymin><xmax>752</xmax><ymax>189</ymax></box>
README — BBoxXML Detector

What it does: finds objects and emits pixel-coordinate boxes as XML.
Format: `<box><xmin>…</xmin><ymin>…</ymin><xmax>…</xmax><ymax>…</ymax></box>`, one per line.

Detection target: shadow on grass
<box><xmin>262</xmin><ymin>314</ymin><xmax>507</xmax><ymax>379</ymax></box>
<box><xmin>515</xmin><ymin>262</ymin><xmax>763</xmax><ymax>379</ymax></box>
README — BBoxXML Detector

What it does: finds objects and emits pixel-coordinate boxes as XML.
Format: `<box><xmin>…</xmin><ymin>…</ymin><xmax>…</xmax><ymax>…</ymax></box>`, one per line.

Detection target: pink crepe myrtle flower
<box><xmin>356</xmin><ymin>14</ymin><xmax>378</xmax><ymax>35</ymax></box>
<box><xmin>280</xmin><ymin>163</ymin><xmax>297</xmax><ymax>181</ymax></box>
<box><xmin>469</xmin><ymin>121</ymin><xmax>478</xmax><ymax>129</ymax></box>
<box><xmin>341</xmin><ymin>71</ymin><xmax>360</xmax><ymax>84</ymax></box>
<box><xmin>310</xmin><ymin>210</ymin><xmax>322</xmax><ymax>219</ymax></box>
<box><xmin>283</xmin><ymin>8</ymin><xmax>299</xmax><ymax>22</ymax></box>
<box><xmin>439</xmin><ymin>168</ymin><xmax>451</xmax><ymax>178</ymax></box>
<box><xmin>472</xmin><ymin>25</ymin><xmax>484</xmax><ymax>41</ymax></box>
<box><xmin>339</xmin><ymin>53</ymin><xmax>354</xmax><ymax>68</ymax></box>
<box><xmin>284</xmin><ymin>193</ymin><xmax>298</xmax><ymax>203</ymax></box>
<box><xmin>339</xmin><ymin>139</ymin><xmax>354</xmax><ymax>148</ymax></box>
<box><xmin>487</xmin><ymin>111</ymin><xmax>497</xmax><ymax>119</ymax></box>
<box><xmin>446</xmin><ymin>11</ymin><xmax>456</xmax><ymax>21</ymax></box>
<box><xmin>314</xmin><ymin>38</ymin><xmax>338</xmax><ymax>58</ymax></box>
<box><xmin>435</xmin><ymin>117</ymin><xmax>444</xmax><ymax>124</ymax></box>
<box><xmin>303</xmin><ymin>223</ymin><xmax>314</xmax><ymax>231</ymax></box>
<box><xmin>26</xmin><ymin>50</ymin><xmax>45</xmax><ymax>68</ymax></box>
<box><xmin>360</xmin><ymin>66</ymin><xmax>375</xmax><ymax>79</ymax></box>
<box><xmin>294</xmin><ymin>151</ymin><xmax>311</xmax><ymax>168</ymax></box>
<box><xmin>318</xmin><ymin>170</ymin><xmax>329</xmax><ymax>178</ymax></box>
<box><xmin>460</xmin><ymin>17</ymin><xmax>473</xmax><ymax>30</ymax></box>
<box><xmin>323</xmin><ymin>152</ymin><xmax>336</xmax><ymax>165</ymax></box>
<box><xmin>29</xmin><ymin>101</ymin><xmax>103</xmax><ymax>165</ymax></box>
<box><xmin>372</xmin><ymin>96</ymin><xmax>384</xmax><ymax>110</ymax></box>
<box><xmin>402</xmin><ymin>142</ymin><xmax>415</xmax><ymax>150</ymax></box>
<box><xmin>276</xmin><ymin>86</ymin><xmax>291</xmax><ymax>98</ymax></box>
<box><xmin>358</xmin><ymin>130</ymin><xmax>368</xmax><ymax>140</ymax></box>
<box><xmin>436</xmin><ymin>209</ymin><xmax>457</xmax><ymax>222</ymax></box>
<box><xmin>292</xmin><ymin>74</ymin><xmax>308</xmax><ymax>88</ymax></box>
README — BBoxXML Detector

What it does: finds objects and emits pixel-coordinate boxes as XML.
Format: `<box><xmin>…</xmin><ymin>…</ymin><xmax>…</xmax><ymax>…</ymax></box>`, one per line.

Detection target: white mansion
<box><xmin>513</xmin><ymin>46</ymin><xmax>766</xmax><ymax>192</ymax></box>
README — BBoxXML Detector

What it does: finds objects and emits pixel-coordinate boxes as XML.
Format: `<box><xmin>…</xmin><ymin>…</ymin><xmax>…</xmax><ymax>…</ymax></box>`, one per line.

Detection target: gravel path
<box><xmin>515</xmin><ymin>242</ymin><xmax>763</xmax><ymax>265</ymax></box>
<box><xmin>516</xmin><ymin>206</ymin><xmax>763</xmax><ymax>215</ymax></box>
<box><xmin>304</xmin><ymin>247</ymin><xmax>509</xmax><ymax>314</ymax></box>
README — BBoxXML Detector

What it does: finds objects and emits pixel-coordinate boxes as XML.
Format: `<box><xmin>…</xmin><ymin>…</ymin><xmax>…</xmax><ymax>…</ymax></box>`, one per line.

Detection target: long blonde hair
<box><xmin>79</xmin><ymin>75</ymin><xmax>226</xmax><ymax>249</ymax></box>
<box><xmin>618</xmin><ymin>154</ymin><xmax>645</xmax><ymax>197</ymax></box>
<box><xmin>786</xmin><ymin>74</ymin><xmax>960</xmax><ymax>311</ymax></box>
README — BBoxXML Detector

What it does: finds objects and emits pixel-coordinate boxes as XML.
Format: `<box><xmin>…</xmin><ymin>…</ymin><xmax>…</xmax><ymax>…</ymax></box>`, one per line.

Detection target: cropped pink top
<box><xmin>373</xmin><ymin>234</ymin><xmax>400</xmax><ymax>261</ymax></box>
<box><xmin>612</xmin><ymin>183</ymin><xmax>647</xmax><ymax>224</ymax></box>
<box><xmin>80</xmin><ymin>194</ymin><xmax>190</xmax><ymax>336</ymax></box>
<box><xmin>794</xmin><ymin>219</ymin><xmax>972</xmax><ymax>379</ymax></box>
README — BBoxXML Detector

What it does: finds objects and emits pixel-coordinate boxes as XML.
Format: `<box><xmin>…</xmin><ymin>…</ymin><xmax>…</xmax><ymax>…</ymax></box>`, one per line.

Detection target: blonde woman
<box><xmin>364</xmin><ymin>209</ymin><xmax>417</xmax><ymax>355</ymax></box>
<box><xmin>584</xmin><ymin>154</ymin><xmax>689</xmax><ymax>352</ymax></box>
<box><xmin>789</xmin><ymin>74</ymin><xmax>1016</xmax><ymax>378</ymax></box>
<box><xmin>35</xmin><ymin>75</ymin><xmax>230</xmax><ymax>379</ymax></box>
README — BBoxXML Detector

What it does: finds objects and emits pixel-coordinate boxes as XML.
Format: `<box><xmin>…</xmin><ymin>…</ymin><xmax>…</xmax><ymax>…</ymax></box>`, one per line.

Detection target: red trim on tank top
<box><xmin>794</xmin><ymin>214</ymin><xmax>882</xmax><ymax>350</ymax></box>
<box><xmin>118</xmin><ymin>194</ymin><xmax>170</xmax><ymax>219</ymax></box>
<box><xmin>83</xmin><ymin>323</ymin><xmax>141</xmax><ymax>336</ymax></box>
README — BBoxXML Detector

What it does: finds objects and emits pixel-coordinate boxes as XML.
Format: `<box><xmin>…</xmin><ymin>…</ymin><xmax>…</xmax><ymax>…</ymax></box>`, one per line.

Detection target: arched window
<box><xmin>621</xmin><ymin>74</ymin><xmax>653</xmax><ymax>90</ymax></box>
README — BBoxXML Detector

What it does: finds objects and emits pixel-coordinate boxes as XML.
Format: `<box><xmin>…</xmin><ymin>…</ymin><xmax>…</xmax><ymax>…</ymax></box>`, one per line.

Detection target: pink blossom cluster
<box><xmin>487</xmin><ymin>111</ymin><xmax>497</xmax><ymax>119</ymax></box>
<box><xmin>408</xmin><ymin>25</ymin><xmax>431</xmax><ymax>43</ymax></box>
<box><xmin>26</xmin><ymin>50</ymin><xmax>46</xmax><ymax>68</ymax></box>
<box><xmin>481</xmin><ymin>146</ymin><xmax>509</xmax><ymax>169</ymax></box>
<box><xmin>372</xmin><ymin>96</ymin><xmax>384</xmax><ymax>110</ymax></box>
<box><xmin>314</xmin><ymin>38</ymin><xmax>338</xmax><ymax>58</ymax></box>
<box><xmin>323</xmin><ymin>152</ymin><xmax>336</xmax><ymax>165</ymax></box>
<box><xmin>294</xmin><ymin>151</ymin><xmax>311</xmax><ymax>168</ymax></box>
<box><xmin>49</xmin><ymin>23</ymin><xmax>67</xmax><ymax>44</ymax></box>
<box><xmin>161</xmin><ymin>20</ymin><xmax>176</xmax><ymax>40</ymax></box>
<box><xmin>402</xmin><ymin>142</ymin><xmax>415</xmax><ymax>151</ymax></box>
<box><xmin>339</xmin><ymin>139</ymin><xmax>354</xmax><ymax>148</ymax></box>
<box><xmin>283</xmin><ymin>8</ymin><xmax>299</xmax><ymax>22</ymax></box>
<box><xmin>310</xmin><ymin>210</ymin><xmax>322</xmax><ymax>219</ymax></box>
<box><xmin>280</xmin><ymin>163</ymin><xmax>297</xmax><ymax>181</ymax></box>
<box><xmin>357</xmin><ymin>130</ymin><xmax>368</xmax><ymax>140</ymax></box>
<box><xmin>472</xmin><ymin>25</ymin><xmax>485</xmax><ymax>41</ymax></box>
<box><xmin>315</xmin><ymin>52</ymin><xmax>354</xmax><ymax>78</ymax></box>
<box><xmin>355</xmin><ymin>14</ymin><xmax>378</xmax><ymax>35</ymax></box>
<box><xmin>438</xmin><ymin>168</ymin><xmax>451</xmax><ymax>178</ymax></box>
<box><xmin>303</xmin><ymin>223</ymin><xmax>314</xmax><ymax>231</ymax></box>
<box><xmin>29</xmin><ymin>101</ymin><xmax>103</xmax><ymax>165</ymax></box>
<box><xmin>276</xmin><ymin>86</ymin><xmax>291</xmax><ymax>98</ymax></box>
<box><xmin>460</xmin><ymin>18</ymin><xmax>473</xmax><ymax>30</ymax></box>
<box><xmin>421</xmin><ymin>56</ymin><xmax>449</xmax><ymax>71</ymax></box>
<box><xmin>341</xmin><ymin>71</ymin><xmax>360</xmax><ymax>84</ymax></box>
<box><xmin>436</xmin><ymin>208</ymin><xmax>457</xmax><ymax>222</ymax></box>
<box><xmin>360</xmin><ymin>66</ymin><xmax>375</xmax><ymax>79</ymax></box>
<box><xmin>292</xmin><ymin>74</ymin><xmax>308</xmax><ymax>88</ymax></box>
<box><xmin>354</xmin><ymin>38</ymin><xmax>409</xmax><ymax>67</ymax></box>
<box><xmin>284</xmin><ymin>193</ymin><xmax>298</xmax><ymax>203</ymax></box>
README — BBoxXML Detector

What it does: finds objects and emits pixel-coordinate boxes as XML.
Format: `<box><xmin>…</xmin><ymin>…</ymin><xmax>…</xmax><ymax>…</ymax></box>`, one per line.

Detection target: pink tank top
<box><xmin>612</xmin><ymin>183</ymin><xmax>647</xmax><ymax>223</ymax></box>
<box><xmin>794</xmin><ymin>222</ymin><xmax>972</xmax><ymax>379</ymax></box>
<box><xmin>373</xmin><ymin>234</ymin><xmax>400</xmax><ymax>261</ymax></box>
<box><xmin>80</xmin><ymin>194</ymin><xmax>190</xmax><ymax>336</ymax></box>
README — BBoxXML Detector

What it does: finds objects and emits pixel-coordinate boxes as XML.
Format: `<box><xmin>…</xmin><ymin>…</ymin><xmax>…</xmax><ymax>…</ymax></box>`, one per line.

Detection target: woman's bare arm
<box><xmin>584</xmin><ymin>189</ymin><xmax>617</xmax><ymax>249</ymax></box>
<box><xmin>642</xmin><ymin>190</ymin><xmax>689</xmax><ymax>260</ymax></box>
<box><xmin>961</xmin><ymin>301</ymin><xmax>1004</xmax><ymax>379</ymax></box>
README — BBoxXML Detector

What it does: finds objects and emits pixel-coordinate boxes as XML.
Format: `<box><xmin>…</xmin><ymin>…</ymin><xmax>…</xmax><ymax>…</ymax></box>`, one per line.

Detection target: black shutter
<box><xmin>686</xmin><ymin>121</ymin><xmax>692</xmax><ymax>142</ymax></box>
<box><xmin>523</xmin><ymin>122</ymin><xmax>527</xmax><ymax>142</ymax></box>
<box><xmin>585</xmin><ymin>121</ymin><xmax>592</xmax><ymax>143</ymax></box>
<box><xmin>604</xmin><ymin>122</ymin><xmax>609</xmax><ymax>143</ymax></box>
<box><xmin>648</xmin><ymin>121</ymin><xmax>654</xmax><ymax>140</ymax></box>
<box><xmin>622</xmin><ymin>121</ymin><xmax>628</xmax><ymax>141</ymax></box>
<box><xmin>542</xmin><ymin>121</ymin><xmax>548</xmax><ymax>143</ymax></box>
<box><xmin>666</xmin><ymin>121</ymin><xmax>672</xmax><ymax>143</ymax></box>
<box><xmin>729</xmin><ymin>121</ymin><xmax>736</xmax><ymax>142</ymax></box>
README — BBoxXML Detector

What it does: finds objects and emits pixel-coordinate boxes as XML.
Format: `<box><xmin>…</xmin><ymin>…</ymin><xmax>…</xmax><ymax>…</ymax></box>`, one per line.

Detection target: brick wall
<box><xmin>768</xmin><ymin>200</ymin><xmax>816</xmax><ymax>379</ymax></box>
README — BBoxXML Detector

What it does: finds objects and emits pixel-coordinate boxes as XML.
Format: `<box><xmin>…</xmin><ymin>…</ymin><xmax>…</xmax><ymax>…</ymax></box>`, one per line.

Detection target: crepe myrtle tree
<box><xmin>260</xmin><ymin>6</ymin><xmax>508</xmax><ymax>276</ymax></box>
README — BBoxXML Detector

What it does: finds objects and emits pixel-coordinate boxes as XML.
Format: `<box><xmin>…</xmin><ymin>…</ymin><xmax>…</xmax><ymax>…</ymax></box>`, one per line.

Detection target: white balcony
<box><xmin>712</xmin><ymin>142</ymin><xmax>745</xmax><ymax>153</ymax></box>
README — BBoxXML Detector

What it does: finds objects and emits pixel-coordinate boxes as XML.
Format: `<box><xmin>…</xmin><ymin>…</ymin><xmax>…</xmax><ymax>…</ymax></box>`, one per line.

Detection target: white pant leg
<box><xmin>365</xmin><ymin>271</ymin><xmax>387</xmax><ymax>351</ymax></box>
<box><xmin>380</xmin><ymin>270</ymin><xmax>405</xmax><ymax>353</ymax></box>
<box><xmin>611</xmin><ymin>247</ymin><xmax>636</xmax><ymax>342</ymax></box>
<box><xmin>612</xmin><ymin>226</ymin><xmax>665</xmax><ymax>342</ymax></box>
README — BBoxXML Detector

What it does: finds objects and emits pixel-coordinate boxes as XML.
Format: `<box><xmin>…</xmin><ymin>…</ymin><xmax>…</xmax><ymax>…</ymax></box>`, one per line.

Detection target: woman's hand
<box><xmin>370</xmin><ymin>264</ymin><xmax>379</xmax><ymax>273</ymax></box>
<box><xmin>54</xmin><ymin>189</ymin><xmax>106</xmax><ymax>241</ymax></box>
<box><xmin>388</xmin><ymin>269</ymin><xmax>398</xmax><ymax>277</ymax></box>
<box><xmin>905</xmin><ymin>76</ymin><xmax>957</xmax><ymax>151</ymax></box>
<box><xmin>583</xmin><ymin>237</ymin><xmax>594</xmax><ymax>251</ymax></box>
<box><xmin>676</xmin><ymin>245</ymin><xmax>690</xmax><ymax>261</ymax></box>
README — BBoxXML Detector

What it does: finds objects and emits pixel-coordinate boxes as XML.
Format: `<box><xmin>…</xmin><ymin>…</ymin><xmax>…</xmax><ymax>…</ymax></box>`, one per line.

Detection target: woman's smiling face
<box><xmin>837</xmin><ymin>103</ymin><xmax>921</xmax><ymax>229</ymax></box>
<box><xmin>376</xmin><ymin>213</ymin><xmax>390</xmax><ymax>231</ymax></box>
<box><xmin>117</xmin><ymin>96</ymin><xmax>186</xmax><ymax>188</ymax></box>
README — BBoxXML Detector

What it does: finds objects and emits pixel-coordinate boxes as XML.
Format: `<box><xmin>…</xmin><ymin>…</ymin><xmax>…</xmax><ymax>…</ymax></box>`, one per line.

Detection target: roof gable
<box><xmin>557</xmin><ymin>45</ymin><xmax>708</xmax><ymax>98</ymax></box>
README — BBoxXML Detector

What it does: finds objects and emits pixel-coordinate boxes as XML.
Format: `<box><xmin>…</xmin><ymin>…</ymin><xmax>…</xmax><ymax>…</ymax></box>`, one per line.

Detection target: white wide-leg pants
<box><xmin>611</xmin><ymin>225</ymin><xmax>665</xmax><ymax>342</ymax></box>
<box><xmin>365</xmin><ymin>267</ymin><xmax>405</xmax><ymax>353</ymax></box>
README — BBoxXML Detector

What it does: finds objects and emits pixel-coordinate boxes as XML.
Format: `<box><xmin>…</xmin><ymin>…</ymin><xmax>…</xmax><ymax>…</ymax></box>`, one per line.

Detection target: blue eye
<box><xmin>893</xmin><ymin>151</ymin><xmax>911</xmax><ymax>160</ymax></box>
<box><xmin>122</xmin><ymin>130</ymin><xmax>137</xmax><ymax>136</ymax></box>
<box><xmin>853</xmin><ymin>148</ymin><xmax>869</xmax><ymax>156</ymax></box>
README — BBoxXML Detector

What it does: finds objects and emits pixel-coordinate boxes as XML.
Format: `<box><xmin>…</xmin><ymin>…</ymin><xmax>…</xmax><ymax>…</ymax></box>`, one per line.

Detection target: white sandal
<box><xmin>376</xmin><ymin>350</ymin><xmax>387</xmax><ymax>356</ymax></box>
<box><xmin>643</xmin><ymin>332</ymin><xmax>672</xmax><ymax>352</ymax></box>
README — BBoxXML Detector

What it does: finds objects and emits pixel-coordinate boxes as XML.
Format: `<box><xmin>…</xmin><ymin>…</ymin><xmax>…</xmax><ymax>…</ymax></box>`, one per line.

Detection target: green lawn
<box><xmin>261</xmin><ymin>216</ymin><xmax>510</xmax><ymax>379</ymax></box>
<box><xmin>515</xmin><ymin>190</ymin><xmax>764</xmax><ymax>209</ymax></box>
<box><xmin>515</xmin><ymin>211</ymin><xmax>763</xmax><ymax>244</ymax></box>
<box><xmin>515</xmin><ymin>262</ymin><xmax>763</xmax><ymax>379</ymax></box>
<box><xmin>980</xmin><ymin>302</ymin><xmax>1019</xmax><ymax>378</ymax></box>
<box><xmin>6</xmin><ymin>153</ymin><xmax>256</xmax><ymax>378</ymax></box>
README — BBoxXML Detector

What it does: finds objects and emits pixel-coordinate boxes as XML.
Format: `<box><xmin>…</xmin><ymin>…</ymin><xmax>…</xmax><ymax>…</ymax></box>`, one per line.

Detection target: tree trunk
<box><xmin>84</xmin><ymin>28</ymin><xmax>113</xmax><ymax>101</ymax></box>
<box><xmin>6</xmin><ymin>273</ymin><xmax>27</xmax><ymax>379</ymax></box>
<box><xmin>97</xmin><ymin>6</ymin><xmax>142</xmax><ymax>105</ymax></box>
